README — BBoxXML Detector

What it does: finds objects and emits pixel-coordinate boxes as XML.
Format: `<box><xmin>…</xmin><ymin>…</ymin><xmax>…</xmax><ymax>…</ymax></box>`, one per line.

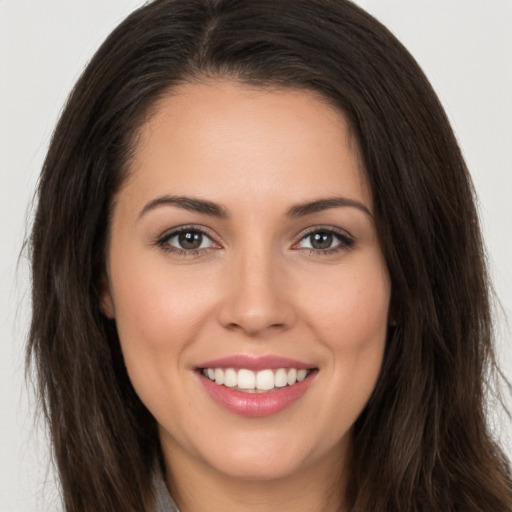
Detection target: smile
<box><xmin>201</xmin><ymin>367</ymin><xmax>310</xmax><ymax>393</ymax></box>
<box><xmin>196</xmin><ymin>356</ymin><xmax>317</xmax><ymax>417</ymax></box>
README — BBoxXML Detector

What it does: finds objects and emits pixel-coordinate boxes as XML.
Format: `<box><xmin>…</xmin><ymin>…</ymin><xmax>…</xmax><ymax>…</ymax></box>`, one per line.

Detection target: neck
<box><xmin>162</xmin><ymin>440</ymin><xmax>348</xmax><ymax>512</ymax></box>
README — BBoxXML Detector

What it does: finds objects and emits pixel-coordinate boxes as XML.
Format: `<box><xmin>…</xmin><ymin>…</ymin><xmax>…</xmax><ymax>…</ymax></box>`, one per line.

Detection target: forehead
<box><xmin>121</xmin><ymin>80</ymin><xmax>371</xmax><ymax>213</ymax></box>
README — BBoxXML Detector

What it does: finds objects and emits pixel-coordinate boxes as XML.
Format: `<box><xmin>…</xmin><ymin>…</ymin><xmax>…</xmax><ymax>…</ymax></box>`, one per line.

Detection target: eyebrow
<box><xmin>138</xmin><ymin>195</ymin><xmax>228</xmax><ymax>219</ymax></box>
<box><xmin>138</xmin><ymin>194</ymin><xmax>372</xmax><ymax>220</ymax></box>
<box><xmin>286</xmin><ymin>197</ymin><xmax>373</xmax><ymax>218</ymax></box>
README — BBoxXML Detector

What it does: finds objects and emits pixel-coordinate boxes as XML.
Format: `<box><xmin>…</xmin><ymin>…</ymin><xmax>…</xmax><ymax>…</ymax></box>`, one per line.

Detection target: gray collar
<box><xmin>152</xmin><ymin>466</ymin><xmax>180</xmax><ymax>512</ymax></box>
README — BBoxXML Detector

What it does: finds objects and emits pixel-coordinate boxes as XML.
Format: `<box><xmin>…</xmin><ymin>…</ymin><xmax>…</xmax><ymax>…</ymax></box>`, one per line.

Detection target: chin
<box><xmin>194</xmin><ymin>427</ymin><xmax>343</xmax><ymax>483</ymax></box>
<box><xmin>209</xmin><ymin>453</ymin><xmax>310</xmax><ymax>482</ymax></box>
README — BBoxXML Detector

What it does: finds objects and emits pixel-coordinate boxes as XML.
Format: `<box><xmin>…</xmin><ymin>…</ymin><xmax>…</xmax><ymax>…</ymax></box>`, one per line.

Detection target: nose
<box><xmin>217</xmin><ymin>249</ymin><xmax>296</xmax><ymax>337</ymax></box>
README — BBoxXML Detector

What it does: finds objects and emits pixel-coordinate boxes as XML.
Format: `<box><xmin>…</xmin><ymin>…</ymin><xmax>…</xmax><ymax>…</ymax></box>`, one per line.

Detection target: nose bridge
<box><xmin>218</xmin><ymin>238</ymin><xmax>294</xmax><ymax>335</ymax></box>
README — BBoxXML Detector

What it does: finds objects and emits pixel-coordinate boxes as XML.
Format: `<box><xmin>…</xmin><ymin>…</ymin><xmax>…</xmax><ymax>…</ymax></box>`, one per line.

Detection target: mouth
<box><xmin>195</xmin><ymin>356</ymin><xmax>318</xmax><ymax>417</ymax></box>
<box><xmin>198</xmin><ymin>367</ymin><xmax>313</xmax><ymax>393</ymax></box>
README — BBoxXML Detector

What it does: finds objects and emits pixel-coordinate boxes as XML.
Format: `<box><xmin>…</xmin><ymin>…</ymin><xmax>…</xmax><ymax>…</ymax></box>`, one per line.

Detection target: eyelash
<box><xmin>156</xmin><ymin>225</ymin><xmax>219</xmax><ymax>257</ymax></box>
<box><xmin>293</xmin><ymin>227</ymin><xmax>355</xmax><ymax>256</ymax></box>
<box><xmin>155</xmin><ymin>225</ymin><xmax>354</xmax><ymax>257</ymax></box>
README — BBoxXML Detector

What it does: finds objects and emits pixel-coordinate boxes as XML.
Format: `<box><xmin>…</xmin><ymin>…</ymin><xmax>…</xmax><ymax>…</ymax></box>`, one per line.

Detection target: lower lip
<box><xmin>198</xmin><ymin>371</ymin><xmax>316</xmax><ymax>417</ymax></box>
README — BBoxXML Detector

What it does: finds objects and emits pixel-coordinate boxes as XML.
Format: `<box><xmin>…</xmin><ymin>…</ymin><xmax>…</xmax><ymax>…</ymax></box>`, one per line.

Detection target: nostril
<box><xmin>224</xmin><ymin>320</ymin><xmax>286</xmax><ymax>336</ymax></box>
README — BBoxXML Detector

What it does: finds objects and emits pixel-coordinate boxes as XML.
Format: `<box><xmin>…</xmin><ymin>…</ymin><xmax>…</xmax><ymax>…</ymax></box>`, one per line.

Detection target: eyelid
<box><xmin>156</xmin><ymin>224</ymin><xmax>222</xmax><ymax>253</ymax></box>
<box><xmin>292</xmin><ymin>225</ymin><xmax>355</xmax><ymax>251</ymax></box>
<box><xmin>154</xmin><ymin>224</ymin><xmax>354</xmax><ymax>257</ymax></box>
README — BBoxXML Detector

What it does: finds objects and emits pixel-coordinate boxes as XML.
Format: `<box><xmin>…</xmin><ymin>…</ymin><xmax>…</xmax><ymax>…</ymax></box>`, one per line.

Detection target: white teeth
<box><xmin>214</xmin><ymin>368</ymin><xmax>225</xmax><ymax>385</ymax></box>
<box><xmin>202</xmin><ymin>367</ymin><xmax>311</xmax><ymax>391</ymax></box>
<box><xmin>297</xmin><ymin>369</ymin><xmax>308</xmax><ymax>382</ymax></box>
<box><xmin>256</xmin><ymin>369</ymin><xmax>274</xmax><ymax>390</ymax></box>
<box><xmin>287</xmin><ymin>368</ymin><xmax>297</xmax><ymax>385</ymax></box>
<box><xmin>224</xmin><ymin>368</ymin><xmax>237</xmax><ymax>388</ymax></box>
<box><xmin>237</xmin><ymin>369</ymin><xmax>256</xmax><ymax>389</ymax></box>
<box><xmin>274</xmin><ymin>368</ymin><xmax>288</xmax><ymax>388</ymax></box>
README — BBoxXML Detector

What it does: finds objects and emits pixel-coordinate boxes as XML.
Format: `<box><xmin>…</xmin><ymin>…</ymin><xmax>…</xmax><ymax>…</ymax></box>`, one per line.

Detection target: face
<box><xmin>103</xmin><ymin>81</ymin><xmax>391</xmax><ymax>484</ymax></box>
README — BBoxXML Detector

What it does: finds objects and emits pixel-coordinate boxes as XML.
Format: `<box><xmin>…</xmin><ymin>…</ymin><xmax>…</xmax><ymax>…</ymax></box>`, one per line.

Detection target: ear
<box><xmin>98</xmin><ymin>275</ymin><xmax>115</xmax><ymax>319</ymax></box>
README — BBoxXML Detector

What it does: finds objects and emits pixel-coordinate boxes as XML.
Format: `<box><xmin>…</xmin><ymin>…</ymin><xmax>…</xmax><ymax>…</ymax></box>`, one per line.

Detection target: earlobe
<box><xmin>101</xmin><ymin>292</ymin><xmax>115</xmax><ymax>319</ymax></box>
<box><xmin>98</xmin><ymin>276</ymin><xmax>115</xmax><ymax>319</ymax></box>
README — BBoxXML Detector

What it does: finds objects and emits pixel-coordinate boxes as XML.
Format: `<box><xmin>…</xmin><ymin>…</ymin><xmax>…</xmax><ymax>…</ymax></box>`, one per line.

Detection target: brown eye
<box><xmin>160</xmin><ymin>228</ymin><xmax>216</xmax><ymax>252</ymax></box>
<box><xmin>295</xmin><ymin>228</ymin><xmax>354</xmax><ymax>253</ymax></box>
<box><xmin>178</xmin><ymin>231</ymin><xmax>203</xmax><ymax>250</ymax></box>
<box><xmin>309</xmin><ymin>232</ymin><xmax>333</xmax><ymax>250</ymax></box>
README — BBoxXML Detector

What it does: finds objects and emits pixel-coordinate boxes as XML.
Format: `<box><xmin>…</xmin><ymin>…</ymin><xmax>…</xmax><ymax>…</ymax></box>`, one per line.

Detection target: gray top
<box><xmin>152</xmin><ymin>468</ymin><xmax>180</xmax><ymax>512</ymax></box>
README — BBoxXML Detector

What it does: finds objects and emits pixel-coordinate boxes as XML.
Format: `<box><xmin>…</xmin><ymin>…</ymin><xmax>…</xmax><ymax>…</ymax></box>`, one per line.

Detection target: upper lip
<box><xmin>196</xmin><ymin>355</ymin><xmax>315</xmax><ymax>372</ymax></box>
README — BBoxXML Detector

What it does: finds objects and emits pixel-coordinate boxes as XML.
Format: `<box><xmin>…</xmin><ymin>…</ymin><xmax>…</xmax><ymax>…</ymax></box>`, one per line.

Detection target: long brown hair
<box><xmin>27</xmin><ymin>1</ymin><xmax>512</xmax><ymax>510</ymax></box>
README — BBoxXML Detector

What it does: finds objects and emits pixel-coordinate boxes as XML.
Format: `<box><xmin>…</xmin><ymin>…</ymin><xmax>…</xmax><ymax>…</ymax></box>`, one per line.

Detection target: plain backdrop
<box><xmin>1</xmin><ymin>1</ymin><xmax>511</xmax><ymax>511</ymax></box>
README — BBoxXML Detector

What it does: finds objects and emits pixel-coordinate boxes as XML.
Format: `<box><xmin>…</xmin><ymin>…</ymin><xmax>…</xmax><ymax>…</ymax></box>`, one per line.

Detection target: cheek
<box><xmin>107</xmin><ymin>254</ymin><xmax>223</xmax><ymax>421</ymax></box>
<box><xmin>303</xmin><ymin>258</ymin><xmax>391</xmax><ymax>350</ymax></box>
<box><xmin>301</xmin><ymin>258</ymin><xmax>390</xmax><ymax>417</ymax></box>
<box><xmin>108</xmin><ymin>255</ymin><xmax>219</xmax><ymax>422</ymax></box>
<box><xmin>110</xmin><ymin>254</ymin><xmax>215</xmax><ymax>352</ymax></box>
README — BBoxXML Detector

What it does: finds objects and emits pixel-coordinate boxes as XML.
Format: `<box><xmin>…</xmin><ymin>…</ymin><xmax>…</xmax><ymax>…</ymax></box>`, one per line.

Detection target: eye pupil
<box><xmin>178</xmin><ymin>231</ymin><xmax>202</xmax><ymax>249</ymax></box>
<box><xmin>310</xmin><ymin>232</ymin><xmax>333</xmax><ymax>249</ymax></box>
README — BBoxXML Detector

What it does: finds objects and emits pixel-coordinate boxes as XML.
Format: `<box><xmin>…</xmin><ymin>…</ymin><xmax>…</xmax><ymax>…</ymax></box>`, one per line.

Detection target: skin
<box><xmin>103</xmin><ymin>81</ymin><xmax>392</xmax><ymax>512</ymax></box>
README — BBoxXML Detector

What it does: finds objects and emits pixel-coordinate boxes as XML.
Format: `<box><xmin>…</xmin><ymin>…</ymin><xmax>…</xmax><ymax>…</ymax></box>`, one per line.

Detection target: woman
<box><xmin>27</xmin><ymin>0</ymin><xmax>512</xmax><ymax>511</ymax></box>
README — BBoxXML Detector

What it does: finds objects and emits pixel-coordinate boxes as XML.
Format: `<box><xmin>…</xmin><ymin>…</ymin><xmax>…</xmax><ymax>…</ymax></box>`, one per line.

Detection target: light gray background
<box><xmin>1</xmin><ymin>1</ymin><xmax>511</xmax><ymax>511</ymax></box>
